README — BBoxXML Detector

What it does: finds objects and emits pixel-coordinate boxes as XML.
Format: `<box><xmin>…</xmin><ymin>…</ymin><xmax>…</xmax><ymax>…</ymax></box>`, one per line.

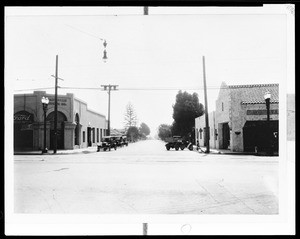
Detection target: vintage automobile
<box><xmin>165</xmin><ymin>136</ymin><xmax>188</xmax><ymax>151</ymax></box>
<box><xmin>110</xmin><ymin>135</ymin><xmax>128</xmax><ymax>147</ymax></box>
<box><xmin>121</xmin><ymin>136</ymin><xmax>128</xmax><ymax>147</ymax></box>
<box><xmin>111</xmin><ymin>136</ymin><xmax>122</xmax><ymax>147</ymax></box>
<box><xmin>97</xmin><ymin>136</ymin><xmax>117</xmax><ymax>151</ymax></box>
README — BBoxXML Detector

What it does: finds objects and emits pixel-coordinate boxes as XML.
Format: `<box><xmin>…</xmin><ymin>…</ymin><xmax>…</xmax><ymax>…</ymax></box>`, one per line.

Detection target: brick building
<box><xmin>195</xmin><ymin>82</ymin><xmax>279</xmax><ymax>153</ymax></box>
<box><xmin>14</xmin><ymin>91</ymin><xmax>107</xmax><ymax>151</ymax></box>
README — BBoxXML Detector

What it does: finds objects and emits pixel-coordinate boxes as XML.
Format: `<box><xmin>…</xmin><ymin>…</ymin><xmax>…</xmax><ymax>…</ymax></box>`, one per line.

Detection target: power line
<box><xmin>13</xmin><ymin>86</ymin><xmax>226</xmax><ymax>92</ymax></box>
<box><xmin>65</xmin><ymin>24</ymin><xmax>105</xmax><ymax>41</ymax></box>
<box><xmin>14</xmin><ymin>87</ymin><xmax>55</xmax><ymax>92</ymax></box>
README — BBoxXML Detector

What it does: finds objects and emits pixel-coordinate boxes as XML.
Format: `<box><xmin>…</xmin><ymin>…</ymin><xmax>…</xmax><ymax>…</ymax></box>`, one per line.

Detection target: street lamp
<box><xmin>264</xmin><ymin>91</ymin><xmax>272</xmax><ymax>155</ymax></box>
<box><xmin>41</xmin><ymin>96</ymin><xmax>49</xmax><ymax>153</ymax></box>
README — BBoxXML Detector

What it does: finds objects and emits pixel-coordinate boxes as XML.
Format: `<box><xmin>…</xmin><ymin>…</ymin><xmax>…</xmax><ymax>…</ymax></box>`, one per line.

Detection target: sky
<box><xmin>5</xmin><ymin>6</ymin><xmax>293</xmax><ymax>136</ymax></box>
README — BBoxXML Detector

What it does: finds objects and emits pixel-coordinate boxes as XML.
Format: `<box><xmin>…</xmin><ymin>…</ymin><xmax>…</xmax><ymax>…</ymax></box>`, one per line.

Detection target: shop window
<box><xmin>200</xmin><ymin>129</ymin><xmax>202</xmax><ymax>139</ymax></box>
<box><xmin>97</xmin><ymin>128</ymin><xmax>99</xmax><ymax>142</ymax></box>
<box><xmin>222</xmin><ymin>102</ymin><xmax>224</xmax><ymax>111</ymax></box>
<box><xmin>74</xmin><ymin>113</ymin><xmax>80</xmax><ymax>145</ymax></box>
<box><xmin>92</xmin><ymin>128</ymin><xmax>95</xmax><ymax>143</ymax></box>
<box><xmin>100</xmin><ymin>129</ymin><xmax>103</xmax><ymax>141</ymax></box>
<box><xmin>83</xmin><ymin>131</ymin><xmax>85</xmax><ymax>142</ymax></box>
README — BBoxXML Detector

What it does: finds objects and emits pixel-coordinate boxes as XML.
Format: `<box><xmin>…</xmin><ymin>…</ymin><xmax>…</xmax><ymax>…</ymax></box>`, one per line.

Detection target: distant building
<box><xmin>14</xmin><ymin>91</ymin><xmax>107</xmax><ymax>151</ymax></box>
<box><xmin>110</xmin><ymin>128</ymin><xmax>125</xmax><ymax>136</ymax></box>
<box><xmin>195</xmin><ymin>82</ymin><xmax>279</xmax><ymax>153</ymax></box>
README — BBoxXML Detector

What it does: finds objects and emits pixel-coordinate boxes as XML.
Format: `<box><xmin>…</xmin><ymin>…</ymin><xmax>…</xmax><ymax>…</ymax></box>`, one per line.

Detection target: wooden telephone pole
<box><xmin>202</xmin><ymin>56</ymin><xmax>210</xmax><ymax>153</ymax></box>
<box><xmin>53</xmin><ymin>55</ymin><xmax>58</xmax><ymax>154</ymax></box>
<box><xmin>51</xmin><ymin>55</ymin><xmax>64</xmax><ymax>153</ymax></box>
<box><xmin>144</xmin><ymin>7</ymin><xmax>149</xmax><ymax>15</ymax></box>
<box><xmin>101</xmin><ymin>84</ymin><xmax>119</xmax><ymax>136</ymax></box>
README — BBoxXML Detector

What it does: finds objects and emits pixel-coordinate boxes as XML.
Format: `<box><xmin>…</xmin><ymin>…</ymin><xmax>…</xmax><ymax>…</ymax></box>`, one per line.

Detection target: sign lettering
<box><xmin>14</xmin><ymin>111</ymin><xmax>34</xmax><ymax>123</ymax></box>
<box><xmin>14</xmin><ymin>115</ymin><xmax>31</xmax><ymax>121</ymax></box>
<box><xmin>48</xmin><ymin>98</ymin><xmax>68</xmax><ymax>107</ymax></box>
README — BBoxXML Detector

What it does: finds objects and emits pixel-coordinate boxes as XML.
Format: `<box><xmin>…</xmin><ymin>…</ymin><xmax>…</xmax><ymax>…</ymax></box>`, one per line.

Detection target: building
<box><xmin>14</xmin><ymin>91</ymin><xmax>107</xmax><ymax>151</ymax></box>
<box><xmin>195</xmin><ymin>82</ymin><xmax>279</xmax><ymax>153</ymax></box>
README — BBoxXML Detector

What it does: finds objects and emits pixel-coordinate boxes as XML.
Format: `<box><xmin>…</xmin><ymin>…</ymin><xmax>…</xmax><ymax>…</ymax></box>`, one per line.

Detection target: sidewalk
<box><xmin>14</xmin><ymin>146</ymin><xmax>98</xmax><ymax>155</ymax></box>
<box><xmin>196</xmin><ymin>146</ymin><xmax>278</xmax><ymax>156</ymax></box>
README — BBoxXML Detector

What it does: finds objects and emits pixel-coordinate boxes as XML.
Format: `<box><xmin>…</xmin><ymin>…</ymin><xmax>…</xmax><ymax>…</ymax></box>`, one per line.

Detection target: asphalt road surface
<box><xmin>14</xmin><ymin>139</ymin><xmax>278</xmax><ymax>214</ymax></box>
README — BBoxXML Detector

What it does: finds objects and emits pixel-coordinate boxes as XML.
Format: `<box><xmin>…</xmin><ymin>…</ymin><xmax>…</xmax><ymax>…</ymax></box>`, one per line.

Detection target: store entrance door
<box><xmin>47</xmin><ymin>111</ymin><xmax>67</xmax><ymax>150</ymax></box>
<box><xmin>222</xmin><ymin>123</ymin><xmax>230</xmax><ymax>149</ymax></box>
<box><xmin>87</xmin><ymin>127</ymin><xmax>92</xmax><ymax>146</ymax></box>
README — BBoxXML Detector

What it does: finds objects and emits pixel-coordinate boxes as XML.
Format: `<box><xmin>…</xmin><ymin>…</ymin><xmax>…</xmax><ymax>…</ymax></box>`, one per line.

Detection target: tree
<box><xmin>124</xmin><ymin>102</ymin><xmax>138</xmax><ymax>129</ymax></box>
<box><xmin>126</xmin><ymin>126</ymin><xmax>139</xmax><ymax>142</ymax></box>
<box><xmin>157</xmin><ymin>124</ymin><xmax>172</xmax><ymax>141</ymax></box>
<box><xmin>139</xmin><ymin>122</ymin><xmax>151</xmax><ymax>137</ymax></box>
<box><xmin>172</xmin><ymin>91</ymin><xmax>204</xmax><ymax>140</ymax></box>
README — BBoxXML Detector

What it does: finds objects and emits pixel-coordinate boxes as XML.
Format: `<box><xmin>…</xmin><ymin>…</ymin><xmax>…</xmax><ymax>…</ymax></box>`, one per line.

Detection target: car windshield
<box><xmin>102</xmin><ymin>137</ymin><xmax>111</xmax><ymax>142</ymax></box>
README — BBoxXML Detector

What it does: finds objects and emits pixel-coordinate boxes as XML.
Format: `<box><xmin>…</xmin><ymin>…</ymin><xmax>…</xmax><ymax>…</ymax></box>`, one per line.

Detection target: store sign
<box><xmin>246</xmin><ymin>109</ymin><xmax>278</xmax><ymax>115</ymax></box>
<box><xmin>14</xmin><ymin>111</ymin><xmax>34</xmax><ymax>123</ymax></box>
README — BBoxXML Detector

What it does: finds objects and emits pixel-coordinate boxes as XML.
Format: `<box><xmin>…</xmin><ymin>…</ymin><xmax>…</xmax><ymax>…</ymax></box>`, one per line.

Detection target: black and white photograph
<box><xmin>4</xmin><ymin>5</ymin><xmax>295</xmax><ymax>235</ymax></box>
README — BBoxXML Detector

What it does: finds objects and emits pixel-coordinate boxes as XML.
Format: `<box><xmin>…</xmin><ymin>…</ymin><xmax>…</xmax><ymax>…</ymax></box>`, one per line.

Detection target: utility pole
<box><xmin>143</xmin><ymin>223</ymin><xmax>148</xmax><ymax>235</ymax></box>
<box><xmin>202</xmin><ymin>56</ymin><xmax>210</xmax><ymax>153</ymax></box>
<box><xmin>144</xmin><ymin>6</ymin><xmax>149</xmax><ymax>15</ymax></box>
<box><xmin>101</xmin><ymin>84</ymin><xmax>118</xmax><ymax>136</ymax></box>
<box><xmin>53</xmin><ymin>55</ymin><xmax>58</xmax><ymax>154</ymax></box>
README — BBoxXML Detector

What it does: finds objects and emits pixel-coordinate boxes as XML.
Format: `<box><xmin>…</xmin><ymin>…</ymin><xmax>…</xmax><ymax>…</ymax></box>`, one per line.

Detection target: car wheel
<box><xmin>166</xmin><ymin>146</ymin><xmax>170</xmax><ymax>150</ymax></box>
<box><xmin>114</xmin><ymin>146</ymin><xmax>117</xmax><ymax>150</ymax></box>
<box><xmin>180</xmin><ymin>146</ymin><xmax>185</xmax><ymax>150</ymax></box>
<box><xmin>175</xmin><ymin>147</ymin><xmax>179</xmax><ymax>151</ymax></box>
<box><xmin>103</xmin><ymin>148</ymin><xmax>107</xmax><ymax>151</ymax></box>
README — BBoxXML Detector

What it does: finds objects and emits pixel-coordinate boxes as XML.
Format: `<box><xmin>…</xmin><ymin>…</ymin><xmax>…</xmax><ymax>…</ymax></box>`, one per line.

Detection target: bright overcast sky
<box><xmin>5</xmin><ymin>6</ymin><xmax>293</xmax><ymax>136</ymax></box>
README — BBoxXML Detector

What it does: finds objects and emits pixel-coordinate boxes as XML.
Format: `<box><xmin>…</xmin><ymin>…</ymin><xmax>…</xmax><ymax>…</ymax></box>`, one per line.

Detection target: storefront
<box><xmin>195</xmin><ymin>82</ymin><xmax>279</xmax><ymax>153</ymax></box>
<box><xmin>14</xmin><ymin>91</ymin><xmax>107</xmax><ymax>151</ymax></box>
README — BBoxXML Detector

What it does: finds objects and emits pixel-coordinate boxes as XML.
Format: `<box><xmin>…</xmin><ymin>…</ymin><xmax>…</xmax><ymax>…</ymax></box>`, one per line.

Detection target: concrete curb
<box><xmin>14</xmin><ymin>148</ymin><xmax>98</xmax><ymax>155</ymax></box>
<box><xmin>196</xmin><ymin>149</ymin><xmax>278</xmax><ymax>156</ymax></box>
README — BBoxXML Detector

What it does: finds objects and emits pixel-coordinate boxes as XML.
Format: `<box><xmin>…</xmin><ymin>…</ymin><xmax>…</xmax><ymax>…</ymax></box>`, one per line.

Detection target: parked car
<box><xmin>110</xmin><ymin>135</ymin><xmax>128</xmax><ymax>147</ymax></box>
<box><xmin>97</xmin><ymin>136</ymin><xmax>117</xmax><ymax>151</ymax></box>
<box><xmin>165</xmin><ymin>136</ymin><xmax>188</xmax><ymax>151</ymax></box>
<box><xmin>121</xmin><ymin>136</ymin><xmax>128</xmax><ymax>147</ymax></box>
<box><xmin>111</xmin><ymin>136</ymin><xmax>122</xmax><ymax>147</ymax></box>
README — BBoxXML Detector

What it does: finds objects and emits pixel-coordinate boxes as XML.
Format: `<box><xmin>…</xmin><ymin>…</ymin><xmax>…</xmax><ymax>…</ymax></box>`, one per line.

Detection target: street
<box><xmin>14</xmin><ymin>139</ymin><xmax>278</xmax><ymax>214</ymax></box>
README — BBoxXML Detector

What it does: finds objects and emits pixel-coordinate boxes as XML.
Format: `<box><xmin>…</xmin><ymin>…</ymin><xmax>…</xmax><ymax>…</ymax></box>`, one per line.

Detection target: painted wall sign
<box><xmin>246</xmin><ymin>109</ymin><xmax>279</xmax><ymax>115</ymax></box>
<box><xmin>14</xmin><ymin>111</ymin><xmax>34</xmax><ymax>123</ymax></box>
<box><xmin>48</xmin><ymin>98</ymin><xmax>68</xmax><ymax>106</ymax></box>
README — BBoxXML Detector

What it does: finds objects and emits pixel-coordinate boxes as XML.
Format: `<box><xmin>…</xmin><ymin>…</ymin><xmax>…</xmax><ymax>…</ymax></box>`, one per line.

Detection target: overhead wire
<box><xmin>65</xmin><ymin>24</ymin><xmax>105</xmax><ymax>41</ymax></box>
<box><xmin>14</xmin><ymin>86</ymin><xmax>226</xmax><ymax>92</ymax></box>
<box><xmin>14</xmin><ymin>87</ymin><xmax>55</xmax><ymax>92</ymax></box>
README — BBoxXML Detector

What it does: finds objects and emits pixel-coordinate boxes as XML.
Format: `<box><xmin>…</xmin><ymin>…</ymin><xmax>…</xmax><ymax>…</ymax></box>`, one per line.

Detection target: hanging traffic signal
<box><xmin>103</xmin><ymin>49</ymin><xmax>107</xmax><ymax>62</ymax></box>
